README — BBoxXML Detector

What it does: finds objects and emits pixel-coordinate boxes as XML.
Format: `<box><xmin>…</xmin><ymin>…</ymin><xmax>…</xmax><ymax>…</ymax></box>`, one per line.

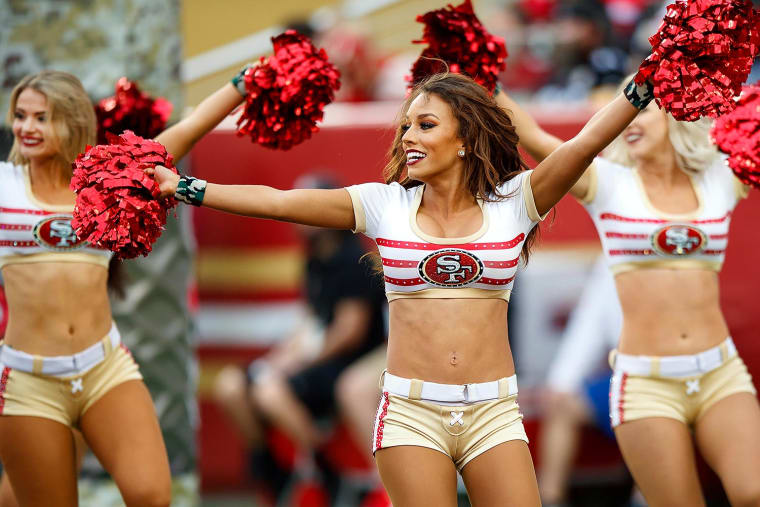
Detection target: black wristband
<box><xmin>175</xmin><ymin>175</ymin><xmax>207</xmax><ymax>206</ymax></box>
<box><xmin>624</xmin><ymin>78</ymin><xmax>654</xmax><ymax>110</ymax></box>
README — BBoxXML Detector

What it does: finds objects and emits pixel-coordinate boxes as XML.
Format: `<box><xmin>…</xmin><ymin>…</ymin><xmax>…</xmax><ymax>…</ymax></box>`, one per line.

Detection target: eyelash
<box><xmin>14</xmin><ymin>113</ymin><xmax>45</xmax><ymax>121</ymax></box>
<box><xmin>400</xmin><ymin>122</ymin><xmax>435</xmax><ymax>133</ymax></box>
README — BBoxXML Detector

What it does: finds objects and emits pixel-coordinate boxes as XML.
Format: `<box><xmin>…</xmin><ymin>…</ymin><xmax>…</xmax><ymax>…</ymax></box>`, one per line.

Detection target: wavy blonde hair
<box><xmin>604</xmin><ymin>75</ymin><xmax>718</xmax><ymax>174</ymax></box>
<box><xmin>6</xmin><ymin>71</ymin><xmax>96</xmax><ymax>177</ymax></box>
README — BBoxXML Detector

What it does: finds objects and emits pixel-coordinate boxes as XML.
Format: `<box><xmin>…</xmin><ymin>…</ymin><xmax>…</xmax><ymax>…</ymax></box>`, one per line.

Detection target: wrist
<box><xmin>174</xmin><ymin>175</ymin><xmax>207</xmax><ymax>206</ymax></box>
<box><xmin>624</xmin><ymin>78</ymin><xmax>654</xmax><ymax>110</ymax></box>
<box><xmin>230</xmin><ymin>63</ymin><xmax>253</xmax><ymax>96</ymax></box>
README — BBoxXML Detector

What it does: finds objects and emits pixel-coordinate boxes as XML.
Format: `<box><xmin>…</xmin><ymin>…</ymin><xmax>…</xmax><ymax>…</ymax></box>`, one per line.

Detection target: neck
<box><xmin>420</xmin><ymin>172</ymin><xmax>476</xmax><ymax>217</ymax></box>
<box><xmin>29</xmin><ymin>156</ymin><xmax>69</xmax><ymax>189</ymax></box>
<box><xmin>634</xmin><ymin>146</ymin><xmax>681</xmax><ymax>185</ymax></box>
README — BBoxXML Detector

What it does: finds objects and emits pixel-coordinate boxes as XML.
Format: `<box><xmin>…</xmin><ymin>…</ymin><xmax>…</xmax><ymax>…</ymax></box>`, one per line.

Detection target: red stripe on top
<box><xmin>376</xmin><ymin>233</ymin><xmax>525</xmax><ymax>251</ymax></box>
<box><xmin>0</xmin><ymin>224</ymin><xmax>33</xmax><ymax>231</ymax></box>
<box><xmin>609</xmin><ymin>249</ymin><xmax>724</xmax><ymax>257</ymax></box>
<box><xmin>703</xmin><ymin>250</ymin><xmax>725</xmax><ymax>255</ymax></box>
<box><xmin>605</xmin><ymin>232</ymin><xmax>648</xmax><ymax>239</ymax></box>
<box><xmin>0</xmin><ymin>240</ymin><xmax>37</xmax><ymax>247</ymax></box>
<box><xmin>0</xmin><ymin>207</ymin><xmax>57</xmax><ymax>216</ymax></box>
<box><xmin>382</xmin><ymin>257</ymin><xmax>519</xmax><ymax>269</ymax></box>
<box><xmin>600</xmin><ymin>212</ymin><xmax>730</xmax><ymax>224</ymax></box>
<box><xmin>709</xmin><ymin>234</ymin><xmax>728</xmax><ymax>240</ymax></box>
<box><xmin>384</xmin><ymin>276</ymin><xmax>425</xmax><ymax>286</ymax></box>
<box><xmin>0</xmin><ymin>367</ymin><xmax>11</xmax><ymax>415</ymax></box>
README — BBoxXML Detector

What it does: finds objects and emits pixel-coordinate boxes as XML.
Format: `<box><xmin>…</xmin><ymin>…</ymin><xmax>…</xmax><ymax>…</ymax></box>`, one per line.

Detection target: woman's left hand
<box><xmin>145</xmin><ymin>165</ymin><xmax>180</xmax><ymax>198</ymax></box>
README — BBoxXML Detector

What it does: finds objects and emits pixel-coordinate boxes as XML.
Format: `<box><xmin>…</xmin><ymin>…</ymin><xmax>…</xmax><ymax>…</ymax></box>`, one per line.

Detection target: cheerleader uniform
<box><xmin>346</xmin><ymin>170</ymin><xmax>543</xmax><ymax>470</ymax></box>
<box><xmin>0</xmin><ymin>162</ymin><xmax>141</xmax><ymax>427</ymax></box>
<box><xmin>580</xmin><ymin>156</ymin><xmax>756</xmax><ymax>428</ymax></box>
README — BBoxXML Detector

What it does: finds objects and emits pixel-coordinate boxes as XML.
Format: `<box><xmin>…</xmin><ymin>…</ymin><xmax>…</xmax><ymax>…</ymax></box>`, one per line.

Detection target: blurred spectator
<box><xmin>213</xmin><ymin>174</ymin><xmax>386</xmax><ymax>504</ymax></box>
<box><xmin>538</xmin><ymin>257</ymin><xmax>623</xmax><ymax>506</ymax></box>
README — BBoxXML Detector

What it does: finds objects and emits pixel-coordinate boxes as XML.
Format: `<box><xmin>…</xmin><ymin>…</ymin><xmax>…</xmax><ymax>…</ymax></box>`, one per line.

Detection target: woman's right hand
<box><xmin>145</xmin><ymin>165</ymin><xmax>180</xmax><ymax>198</ymax></box>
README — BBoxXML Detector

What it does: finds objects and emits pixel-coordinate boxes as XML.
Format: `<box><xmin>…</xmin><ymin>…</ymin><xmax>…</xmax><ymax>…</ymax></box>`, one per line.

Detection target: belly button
<box><xmin>450</xmin><ymin>352</ymin><xmax>458</xmax><ymax>366</ymax></box>
<box><xmin>680</xmin><ymin>333</ymin><xmax>688</xmax><ymax>339</ymax></box>
<box><xmin>68</xmin><ymin>325</ymin><xmax>75</xmax><ymax>335</ymax></box>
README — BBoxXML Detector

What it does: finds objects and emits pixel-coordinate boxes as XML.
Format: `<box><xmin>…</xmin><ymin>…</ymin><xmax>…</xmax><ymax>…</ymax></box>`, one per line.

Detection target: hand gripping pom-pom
<box><xmin>635</xmin><ymin>0</ymin><xmax>760</xmax><ymax>121</ymax></box>
<box><xmin>71</xmin><ymin>131</ymin><xmax>178</xmax><ymax>259</ymax></box>
<box><xmin>408</xmin><ymin>0</ymin><xmax>507</xmax><ymax>93</ymax></box>
<box><xmin>235</xmin><ymin>30</ymin><xmax>341</xmax><ymax>150</ymax></box>
<box><xmin>95</xmin><ymin>77</ymin><xmax>173</xmax><ymax>144</ymax></box>
<box><xmin>711</xmin><ymin>83</ymin><xmax>760</xmax><ymax>189</ymax></box>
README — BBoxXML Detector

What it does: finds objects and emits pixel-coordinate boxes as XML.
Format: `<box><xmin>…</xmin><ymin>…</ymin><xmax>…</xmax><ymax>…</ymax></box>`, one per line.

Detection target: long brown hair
<box><xmin>384</xmin><ymin>72</ymin><xmax>540</xmax><ymax>262</ymax></box>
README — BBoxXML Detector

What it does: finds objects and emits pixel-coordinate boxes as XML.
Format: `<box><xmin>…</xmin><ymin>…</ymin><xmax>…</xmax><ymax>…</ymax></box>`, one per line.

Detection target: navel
<box><xmin>450</xmin><ymin>352</ymin><xmax>458</xmax><ymax>366</ymax></box>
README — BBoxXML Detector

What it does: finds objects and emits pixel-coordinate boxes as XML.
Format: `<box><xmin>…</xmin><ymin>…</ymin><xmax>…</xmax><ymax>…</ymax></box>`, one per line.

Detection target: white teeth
<box><xmin>406</xmin><ymin>152</ymin><xmax>426</xmax><ymax>162</ymax></box>
<box><xmin>626</xmin><ymin>134</ymin><xmax>642</xmax><ymax>143</ymax></box>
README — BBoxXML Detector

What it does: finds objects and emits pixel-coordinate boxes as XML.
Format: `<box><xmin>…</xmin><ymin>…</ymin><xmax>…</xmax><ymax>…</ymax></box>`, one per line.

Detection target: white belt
<box><xmin>382</xmin><ymin>371</ymin><xmax>518</xmax><ymax>403</ymax></box>
<box><xmin>0</xmin><ymin>323</ymin><xmax>121</xmax><ymax>377</ymax></box>
<box><xmin>611</xmin><ymin>337</ymin><xmax>737</xmax><ymax>378</ymax></box>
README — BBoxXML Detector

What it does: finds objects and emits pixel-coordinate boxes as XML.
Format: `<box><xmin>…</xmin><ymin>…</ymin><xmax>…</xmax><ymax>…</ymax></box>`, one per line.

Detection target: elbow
<box><xmin>565</xmin><ymin>137</ymin><xmax>598</xmax><ymax>168</ymax></box>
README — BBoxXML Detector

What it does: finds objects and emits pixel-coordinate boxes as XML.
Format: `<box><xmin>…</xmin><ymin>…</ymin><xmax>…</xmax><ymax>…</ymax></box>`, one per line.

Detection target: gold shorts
<box><xmin>0</xmin><ymin>340</ymin><xmax>142</xmax><ymax>428</ymax></box>
<box><xmin>610</xmin><ymin>351</ymin><xmax>756</xmax><ymax>428</ymax></box>
<box><xmin>372</xmin><ymin>392</ymin><xmax>528</xmax><ymax>471</ymax></box>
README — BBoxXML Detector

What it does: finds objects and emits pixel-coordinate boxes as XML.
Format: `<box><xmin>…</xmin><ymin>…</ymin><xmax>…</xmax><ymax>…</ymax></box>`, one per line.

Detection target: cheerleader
<box><xmin>496</xmin><ymin>84</ymin><xmax>760</xmax><ymax>506</ymax></box>
<box><xmin>149</xmin><ymin>71</ymin><xmax>651</xmax><ymax>506</ymax></box>
<box><xmin>0</xmin><ymin>70</ymin><xmax>244</xmax><ymax>506</ymax></box>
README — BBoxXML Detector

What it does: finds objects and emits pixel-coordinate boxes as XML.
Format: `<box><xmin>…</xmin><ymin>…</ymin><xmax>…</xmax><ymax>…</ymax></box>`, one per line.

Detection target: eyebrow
<box><xmin>403</xmin><ymin>113</ymin><xmax>440</xmax><ymax>122</ymax></box>
<box><xmin>14</xmin><ymin>107</ymin><xmax>46</xmax><ymax>115</ymax></box>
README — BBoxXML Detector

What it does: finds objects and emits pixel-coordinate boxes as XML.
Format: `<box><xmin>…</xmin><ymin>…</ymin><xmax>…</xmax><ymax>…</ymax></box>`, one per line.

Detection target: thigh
<box><xmin>79</xmin><ymin>379</ymin><xmax>171</xmax><ymax>506</ymax></box>
<box><xmin>0</xmin><ymin>416</ymin><xmax>77</xmax><ymax>507</ymax></box>
<box><xmin>461</xmin><ymin>440</ymin><xmax>540</xmax><ymax>507</ymax></box>
<box><xmin>375</xmin><ymin>445</ymin><xmax>458</xmax><ymax>507</ymax></box>
<box><xmin>614</xmin><ymin>417</ymin><xmax>704</xmax><ymax>507</ymax></box>
<box><xmin>695</xmin><ymin>392</ymin><xmax>760</xmax><ymax>506</ymax></box>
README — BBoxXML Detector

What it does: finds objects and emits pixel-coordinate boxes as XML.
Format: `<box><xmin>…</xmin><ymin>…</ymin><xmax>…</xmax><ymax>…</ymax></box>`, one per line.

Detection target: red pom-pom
<box><xmin>408</xmin><ymin>0</ymin><xmax>507</xmax><ymax>93</ymax></box>
<box><xmin>95</xmin><ymin>77</ymin><xmax>173</xmax><ymax>144</ymax></box>
<box><xmin>71</xmin><ymin>131</ymin><xmax>178</xmax><ymax>259</ymax></box>
<box><xmin>711</xmin><ymin>83</ymin><xmax>760</xmax><ymax>189</ymax></box>
<box><xmin>236</xmin><ymin>30</ymin><xmax>341</xmax><ymax>150</ymax></box>
<box><xmin>636</xmin><ymin>0</ymin><xmax>760</xmax><ymax>121</ymax></box>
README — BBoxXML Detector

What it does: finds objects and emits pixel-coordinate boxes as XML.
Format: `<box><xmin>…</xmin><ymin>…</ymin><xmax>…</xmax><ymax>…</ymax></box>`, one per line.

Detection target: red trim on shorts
<box><xmin>618</xmin><ymin>373</ymin><xmax>628</xmax><ymax>425</ymax></box>
<box><xmin>120</xmin><ymin>344</ymin><xmax>133</xmax><ymax>358</ymax></box>
<box><xmin>0</xmin><ymin>367</ymin><xmax>12</xmax><ymax>414</ymax></box>
<box><xmin>374</xmin><ymin>392</ymin><xmax>390</xmax><ymax>452</ymax></box>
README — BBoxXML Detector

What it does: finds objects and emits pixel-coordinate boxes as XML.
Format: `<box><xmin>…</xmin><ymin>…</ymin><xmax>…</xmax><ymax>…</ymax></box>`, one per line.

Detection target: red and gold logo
<box><xmin>32</xmin><ymin>215</ymin><xmax>86</xmax><ymax>251</ymax></box>
<box><xmin>651</xmin><ymin>225</ymin><xmax>706</xmax><ymax>256</ymax></box>
<box><xmin>418</xmin><ymin>249</ymin><xmax>484</xmax><ymax>287</ymax></box>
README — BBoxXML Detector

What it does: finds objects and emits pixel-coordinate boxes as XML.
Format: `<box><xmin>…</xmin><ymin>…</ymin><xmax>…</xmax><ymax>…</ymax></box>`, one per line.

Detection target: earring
<box><xmin>457</xmin><ymin>149</ymin><xmax>465</xmax><ymax>158</ymax></box>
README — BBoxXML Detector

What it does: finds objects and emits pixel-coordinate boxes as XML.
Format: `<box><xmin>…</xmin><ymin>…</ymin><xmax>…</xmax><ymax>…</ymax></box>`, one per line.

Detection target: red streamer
<box><xmin>71</xmin><ymin>131</ymin><xmax>177</xmax><ymax>259</ymax></box>
<box><xmin>236</xmin><ymin>30</ymin><xmax>341</xmax><ymax>150</ymax></box>
<box><xmin>711</xmin><ymin>83</ymin><xmax>760</xmax><ymax>189</ymax></box>
<box><xmin>635</xmin><ymin>0</ymin><xmax>760</xmax><ymax>121</ymax></box>
<box><xmin>95</xmin><ymin>77</ymin><xmax>173</xmax><ymax>144</ymax></box>
<box><xmin>408</xmin><ymin>0</ymin><xmax>507</xmax><ymax>93</ymax></box>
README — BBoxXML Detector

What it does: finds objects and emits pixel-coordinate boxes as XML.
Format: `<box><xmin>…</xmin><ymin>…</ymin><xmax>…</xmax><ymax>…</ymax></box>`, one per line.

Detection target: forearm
<box><xmin>495</xmin><ymin>91</ymin><xmax>563</xmax><ymax>163</ymax></box>
<box><xmin>156</xmin><ymin>83</ymin><xmax>244</xmax><ymax>161</ymax></box>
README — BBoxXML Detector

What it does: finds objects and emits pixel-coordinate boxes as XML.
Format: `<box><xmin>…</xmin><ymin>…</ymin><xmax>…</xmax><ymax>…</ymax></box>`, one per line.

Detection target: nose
<box><xmin>401</xmin><ymin>127</ymin><xmax>415</xmax><ymax>147</ymax></box>
<box><xmin>20</xmin><ymin>116</ymin><xmax>36</xmax><ymax>134</ymax></box>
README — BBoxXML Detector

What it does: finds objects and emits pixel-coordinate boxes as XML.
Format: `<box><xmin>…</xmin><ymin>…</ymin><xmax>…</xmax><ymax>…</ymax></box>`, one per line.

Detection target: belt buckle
<box><xmin>462</xmin><ymin>384</ymin><xmax>470</xmax><ymax>403</ymax></box>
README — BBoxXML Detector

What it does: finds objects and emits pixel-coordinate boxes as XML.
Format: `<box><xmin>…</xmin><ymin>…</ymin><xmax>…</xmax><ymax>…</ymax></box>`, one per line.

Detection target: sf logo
<box><xmin>436</xmin><ymin>254</ymin><xmax>473</xmax><ymax>283</ymax></box>
<box><xmin>49</xmin><ymin>220</ymin><xmax>77</xmax><ymax>247</ymax></box>
<box><xmin>419</xmin><ymin>249</ymin><xmax>483</xmax><ymax>287</ymax></box>
<box><xmin>665</xmin><ymin>227</ymin><xmax>699</xmax><ymax>254</ymax></box>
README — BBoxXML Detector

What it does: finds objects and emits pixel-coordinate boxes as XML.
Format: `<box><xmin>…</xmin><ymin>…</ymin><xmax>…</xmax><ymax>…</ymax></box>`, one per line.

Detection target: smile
<box><xmin>406</xmin><ymin>150</ymin><xmax>426</xmax><ymax>165</ymax></box>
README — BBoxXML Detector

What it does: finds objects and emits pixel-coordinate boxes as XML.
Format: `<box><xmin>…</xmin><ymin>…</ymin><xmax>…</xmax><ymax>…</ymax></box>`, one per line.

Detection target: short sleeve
<box><xmin>345</xmin><ymin>182</ymin><xmax>402</xmax><ymax>239</ymax></box>
<box><xmin>497</xmin><ymin>170</ymin><xmax>548</xmax><ymax>228</ymax></box>
<box><xmin>710</xmin><ymin>154</ymin><xmax>749</xmax><ymax>209</ymax></box>
<box><xmin>583</xmin><ymin>157</ymin><xmax>627</xmax><ymax>214</ymax></box>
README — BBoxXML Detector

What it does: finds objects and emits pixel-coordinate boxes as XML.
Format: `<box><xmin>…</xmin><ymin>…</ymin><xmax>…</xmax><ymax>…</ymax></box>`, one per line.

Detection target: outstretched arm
<box><xmin>148</xmin><ymin>165</ymin><xmax>357</xmax><ymax>230</ymax></box>
<box><xmin>495</xmin><ymin>91</ymin><xmax>593</xmax><ymax>200</ymax></box>
<box><xmin>530</xmin><ymin>91</ymin><xmax>642</xmax><ymax>216</ymax></box>
<box><xmin>155</xmin><ymin>83</ymin><xmax>244</xmax><ymax>162</ymax></box>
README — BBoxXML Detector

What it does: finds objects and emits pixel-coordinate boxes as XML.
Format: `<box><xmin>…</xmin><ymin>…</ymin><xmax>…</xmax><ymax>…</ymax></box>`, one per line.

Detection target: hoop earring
<box><xmin>457</xmin><ymin>149</ymin><xmax>465</xmax><ymax>158</ymax></box>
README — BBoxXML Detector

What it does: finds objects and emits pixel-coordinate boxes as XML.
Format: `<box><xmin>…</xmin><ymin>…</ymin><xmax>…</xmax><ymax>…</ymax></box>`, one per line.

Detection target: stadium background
<box><xmin>1</xmin><ymin>0</ymin><xmax>759</xmax><ymax>505</ymax></box>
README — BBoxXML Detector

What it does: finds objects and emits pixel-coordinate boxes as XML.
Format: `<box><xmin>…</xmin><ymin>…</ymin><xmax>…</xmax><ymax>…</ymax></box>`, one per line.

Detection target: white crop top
<box><xmin>0</xmin><ymin>162</ymin><xmax>113</xmax><ymax>269</ymax></box>
<box><xmin>346</xmin><ymin>171</ymin><xmax>544</xmax><ymax>302</ymax></box>
<box><xmin>582</xmin><ymin>156</ymin><xmax>748</xmax><ymax>275</ymax></box>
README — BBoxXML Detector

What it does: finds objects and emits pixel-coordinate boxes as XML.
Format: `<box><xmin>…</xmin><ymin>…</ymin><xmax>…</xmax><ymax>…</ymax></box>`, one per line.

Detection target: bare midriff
<box><xmin>387</xmin><ymin>297</ymin><xmax>514</xmax><ymax>384</ymax></box>
<box><xmin>2</xmin><ymin>262</ymin><xmax>112</xmax><ymax>356</ymax></box>
<box><xmin>615</xmin><ymin>268</ymin><xmax>728</xmax><ymax>356</ymax></box>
